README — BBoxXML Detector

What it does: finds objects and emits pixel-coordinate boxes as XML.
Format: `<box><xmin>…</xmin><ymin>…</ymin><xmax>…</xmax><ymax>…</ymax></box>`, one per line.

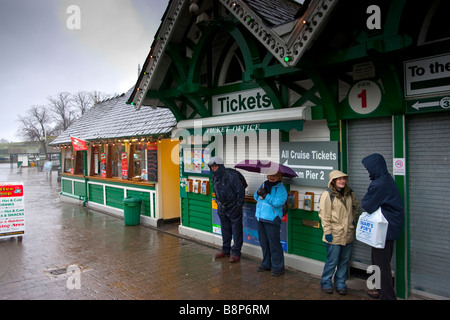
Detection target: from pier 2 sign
<box><xmin>280</xmin><ymin>142</ymin><xmax>339</xmax><ymax>187</ymax></box>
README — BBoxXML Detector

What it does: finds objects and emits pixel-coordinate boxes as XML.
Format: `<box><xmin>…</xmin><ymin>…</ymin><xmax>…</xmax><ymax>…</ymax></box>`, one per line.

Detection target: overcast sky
<box><xmin>0</xmin><ymin>0</ymin><xmax>168</xmax><ymax>142</ymax></box>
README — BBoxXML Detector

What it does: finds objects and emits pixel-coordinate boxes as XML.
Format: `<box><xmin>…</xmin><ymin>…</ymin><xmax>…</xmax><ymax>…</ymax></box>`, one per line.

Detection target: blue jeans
<box><xmin>257</xmin><ymin>220</ymin><xmax>284</xmax><ymax>272</ymax></box>
<box><xmin>321</xmin><ymin>242</ymin><xmax>353</xmax><ymax>290</ymax></box>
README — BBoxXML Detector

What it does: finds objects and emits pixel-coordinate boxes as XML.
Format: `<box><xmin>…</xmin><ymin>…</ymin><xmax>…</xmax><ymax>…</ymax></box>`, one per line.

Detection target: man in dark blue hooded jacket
<box><xmin>208</xmin><ymin>157</ymin><xmax>245</xmax><ymax>263</ymax></box>
<box><xmin>361</xmin><ymin>153</ymin><xmax>404</xmax><ymax>300</ymax></box>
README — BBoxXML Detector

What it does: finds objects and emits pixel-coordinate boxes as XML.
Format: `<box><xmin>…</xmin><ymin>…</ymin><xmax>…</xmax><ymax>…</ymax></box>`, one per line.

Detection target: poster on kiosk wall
<box><xmin>121</xmin><ymin>152</ymin><xmax>128</xmax><ymax>180</ymax></box>
<box><xmin>0</xmin><ymin>182</ymin><xmax>25</xmax><ymax>239</ymax></box>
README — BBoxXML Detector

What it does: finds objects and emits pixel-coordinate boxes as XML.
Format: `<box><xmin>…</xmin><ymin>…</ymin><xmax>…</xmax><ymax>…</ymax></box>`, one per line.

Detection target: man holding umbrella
<box><xmin>208</xmin><ymin>157</ymin><xmax>245</xmax><ymax>263</ymax></box>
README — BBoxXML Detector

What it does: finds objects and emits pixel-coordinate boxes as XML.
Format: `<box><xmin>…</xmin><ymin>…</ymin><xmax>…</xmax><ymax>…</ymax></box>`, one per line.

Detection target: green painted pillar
<box><xmin>393</xmin><ymin>114</ymin><xmax>408</xmax><ymax>299</ymax></box>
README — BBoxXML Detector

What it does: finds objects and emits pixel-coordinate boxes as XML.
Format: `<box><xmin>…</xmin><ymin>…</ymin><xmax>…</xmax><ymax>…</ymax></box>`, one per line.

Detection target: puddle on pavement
<box><xmin>43</xmin><ymin>263</ymin><xmax>90</xmax><ymax>279</ymax></box>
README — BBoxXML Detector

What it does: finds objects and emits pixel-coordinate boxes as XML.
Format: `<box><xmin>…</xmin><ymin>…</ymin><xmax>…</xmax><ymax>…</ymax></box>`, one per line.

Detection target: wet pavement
<box><xmin>0</xmin><ymin>163</ymin><xmax>370</xmax><ymax>303</ymax></box>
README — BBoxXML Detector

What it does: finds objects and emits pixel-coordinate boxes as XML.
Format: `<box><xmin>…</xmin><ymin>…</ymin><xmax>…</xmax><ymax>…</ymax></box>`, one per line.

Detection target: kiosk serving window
<box><xmin>63</xmin><ymin>149</ymin><xmax>84</xmax><ymax>175</ymax></box>
<box><xmin>110</xmin><ymin>145</ymin><xmax>123</xmax><ymax>178</ymax></box>
<box><xmin>64</xmin><ymin>150</ymin><xmax>72</xmax><ymax>173</ymax></box>
<box><xmin>74</xmin><ymin>151</ymin><xmax>85</xmax><ymax>175</ymax></box>
<box><xmin>132</xmin><ymin>144</ymin><xmax>147</xmax><ymax>177</ymax></box>
<box><xmin>83</xmin><ymin>142</ymin><xmax>155</xmax><ymax>183</ymax></box>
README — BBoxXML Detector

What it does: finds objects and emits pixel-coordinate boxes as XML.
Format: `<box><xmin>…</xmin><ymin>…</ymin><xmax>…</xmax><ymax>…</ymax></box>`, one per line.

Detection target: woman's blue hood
<box><xmin>362</xmin><ymin>153</ymin><xmax>388</xmax><ymax>180</ymax></box>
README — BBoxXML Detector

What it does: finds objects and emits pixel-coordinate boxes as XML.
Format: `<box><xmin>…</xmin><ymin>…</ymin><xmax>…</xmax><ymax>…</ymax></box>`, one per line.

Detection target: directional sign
<box><xmin>280</xmin><ymin>141</ymin><xmax>339</xmax><ymax>187</ymax></box>
<box><xmin>407</xmin><ymin>96</ymin><xmax>450</xmax><ymax>113</ymax></box>
<box><xmin>404</xmin><ymin>54</ymin><xmax>450</xmax><ymax>97</ymax></box>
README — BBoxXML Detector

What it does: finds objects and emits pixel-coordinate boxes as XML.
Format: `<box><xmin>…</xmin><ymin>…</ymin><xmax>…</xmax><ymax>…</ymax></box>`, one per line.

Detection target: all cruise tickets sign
<box><xmin>280</xmin><ymin>142</ymin><xmax>339</xmax><ymax>187</ymax></box>
<box><xmin>0</xmin><ymin>182</ymin><xmax>25</xmax><ymax>239</ymax></box>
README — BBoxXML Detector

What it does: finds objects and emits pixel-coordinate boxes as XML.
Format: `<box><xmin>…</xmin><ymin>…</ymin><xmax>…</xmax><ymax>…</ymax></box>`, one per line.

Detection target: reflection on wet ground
<box><xmin>0</xmin><ymin>163</ymin><xmax>368</xmax><ymax>300</ymax></box>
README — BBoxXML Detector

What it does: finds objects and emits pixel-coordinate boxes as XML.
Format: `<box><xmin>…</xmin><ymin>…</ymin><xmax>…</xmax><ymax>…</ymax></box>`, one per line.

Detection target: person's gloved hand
<box><xmin>325</xmin><ymin>234</ymin><xmax>333</xmax><ymax>243</ymax></box>
<box><xmin>257</xmin><ymin>188</ymin><xmax>267</xmax><ymax>199</ymax></box>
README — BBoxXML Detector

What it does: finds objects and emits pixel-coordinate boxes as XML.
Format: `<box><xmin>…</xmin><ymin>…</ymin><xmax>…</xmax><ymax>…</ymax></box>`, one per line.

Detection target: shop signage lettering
<box><xmin>212</xmin><ymin>89</ymin><xmax>273</xmax><ymax>115</ymax></box>
<box><xmin>204</xmin><ymin>124</ymin><xmax>261</xmax><ymax>135</ymax></box>
<box><xmin>404</xmin><ymin>54</ymin><xmax>450</xmax><ymax>97</ymax></box>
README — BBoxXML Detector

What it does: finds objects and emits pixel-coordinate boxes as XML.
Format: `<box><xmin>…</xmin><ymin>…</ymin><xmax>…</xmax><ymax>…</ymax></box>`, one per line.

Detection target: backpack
<box><xmin>225</xmin><ymin>168</ymin><xmax>248</xmax><ymax>189</ymax></box>
<box><xmin>326</xmin><ymin>188</ymin><xmax>353</xmax><ymax>208</ymax></box>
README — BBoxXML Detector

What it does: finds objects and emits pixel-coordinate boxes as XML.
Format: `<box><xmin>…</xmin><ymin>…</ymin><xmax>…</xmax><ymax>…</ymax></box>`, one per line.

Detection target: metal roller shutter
<box><xmin>407</xmin><ymin>112</ymin><xmax>450</xmax><ymax>298</ymax></box>
<box><xmin>346</xmin><ymin>117</ymin><xmax>393</xmax><ymax>270</ymax></box>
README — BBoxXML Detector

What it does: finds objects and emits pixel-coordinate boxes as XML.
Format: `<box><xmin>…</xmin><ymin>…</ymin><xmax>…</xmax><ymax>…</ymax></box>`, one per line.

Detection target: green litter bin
<box><xmin>123</xmin><ymin>196</ymin><xmax>142</xmax><ymax>226</ymax></box>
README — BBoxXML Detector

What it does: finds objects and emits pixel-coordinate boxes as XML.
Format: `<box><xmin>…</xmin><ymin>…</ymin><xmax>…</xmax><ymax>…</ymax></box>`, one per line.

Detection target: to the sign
<box><xmin>404</xmin><ymin>54</ymin><xmax>450</xmax><ymax>97</ymax></box>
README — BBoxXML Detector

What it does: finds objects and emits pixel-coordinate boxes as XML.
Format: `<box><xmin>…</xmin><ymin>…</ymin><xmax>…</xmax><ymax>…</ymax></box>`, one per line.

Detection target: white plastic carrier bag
<box><xmin>356</xmin><ymin>207</ymin><xmax>389</xmax><ymax>249</ymax></box>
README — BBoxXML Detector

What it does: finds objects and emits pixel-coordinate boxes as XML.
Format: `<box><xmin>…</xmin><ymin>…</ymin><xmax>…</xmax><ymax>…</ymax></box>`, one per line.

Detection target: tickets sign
<box><xmin>0</xmin><ymin>182</ymin><xmax>25</xmax><ymax>239</ymax></box>
<box><xmin>212</xmin><ymin>88</ymin><xmax>274</xmax><ymax>116</ymax></box>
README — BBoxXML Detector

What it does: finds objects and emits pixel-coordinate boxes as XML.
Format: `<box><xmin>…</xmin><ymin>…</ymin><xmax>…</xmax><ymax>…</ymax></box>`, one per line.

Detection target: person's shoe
<box><xmin>256</xmin><ymin>266</ymin><xmax>271</xmax><ymax>272</ymax></box>
<box><xmin>271</xmin><ymin>270</ymin><xmax>285</xmax><ymax>277</ymax></box>
<box><xmin>336</xmin><ymin>288</ymin><xmax>347</xmax><ymax>295</ymax></box>
<box><xmin>367</xmin><ymin>289</ymin><xmax>380</xmax><ymax>299</ymax></box>
<box><xmin>321</xmin><ymin>287</ymin><xmax>333</xmax><ymax>294</ymax></box>
<box><xmin>214</xmin><ymin>252</ymin><xmax>229</xmax><ymax>259</ymax></box>
<box><xmin>229</xmin><ymin>255</ymin><xmax>240</xmax><ymax>263</ymax></box>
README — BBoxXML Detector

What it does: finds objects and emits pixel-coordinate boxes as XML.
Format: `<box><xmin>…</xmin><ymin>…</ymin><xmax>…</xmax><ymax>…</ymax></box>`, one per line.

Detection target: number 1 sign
<box><xmin>348</xmin><ymin>80</ymin><xmax>382</xmax><ymax>115</ymax></box>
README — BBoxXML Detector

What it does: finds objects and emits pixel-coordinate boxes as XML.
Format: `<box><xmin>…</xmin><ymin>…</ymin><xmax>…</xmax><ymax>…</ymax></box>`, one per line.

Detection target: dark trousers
<box><xmin>257</xmin><ymin>220</ymin><xmax>284</xmax><ymax>272</ymax></box>
<box><xmin>218</xmin><ymin>206</ymin><xmax>243</xmax><ymax>257</ymax></box>
<box><xmin>372</xmin><ymin>240</ymin><xmax>396</xmax><ymax>300</ymax></box>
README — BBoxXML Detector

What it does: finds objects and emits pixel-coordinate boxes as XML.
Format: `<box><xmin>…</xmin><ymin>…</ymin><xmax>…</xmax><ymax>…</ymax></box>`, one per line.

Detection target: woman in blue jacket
<box><xmin>254</xmin><ymin>172</ymin><xmax>288</xmax><ymax>276</ymax></box>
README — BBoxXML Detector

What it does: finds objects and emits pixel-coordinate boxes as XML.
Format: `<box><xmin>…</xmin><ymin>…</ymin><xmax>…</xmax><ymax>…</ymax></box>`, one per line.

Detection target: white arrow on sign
<box><xmin>411</xmin><ymin>100</ymin><xmax>439</xmax><ymax>110</ymax></box>
<box><xmin>283</xmin><ymin>160</ymin><xmax>334</xmax><ymax>171</ymax></box>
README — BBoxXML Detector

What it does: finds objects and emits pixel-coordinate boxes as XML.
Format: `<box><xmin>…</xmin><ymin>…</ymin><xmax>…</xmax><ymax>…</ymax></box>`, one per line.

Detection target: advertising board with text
<box><xmin>280</xmin><ymin>141</ymin><xmax>338</xmax><ymax>187</ymax></box>
<box><xmin>0</xmin><ymin>182</ymin><xmax>25</xmax><ymax>239</ymax></box>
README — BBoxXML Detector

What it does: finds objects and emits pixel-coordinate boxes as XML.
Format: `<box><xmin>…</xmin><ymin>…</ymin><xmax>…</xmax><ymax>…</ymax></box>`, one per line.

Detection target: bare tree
<box><xmin>61</xmin><ymin>90</ymin><xmax>113</xmax><ymax>118</ymax></box>
<box><xmin>15</xmin><ymin>90</ymin><xmax>117</xmax><ymax>144</ymax></box>
<box><xmin>48</xmin><ymin>92</ymin><xmax>76</xmax><ymax>134</ymax></box>
<box><xmin>16</xmin><ymin>105</ymin><xmax>55</xmax><ymax>156</ymax></box>
<box><xmin>72</xmin><ymin>91</ymin><xmax>94</xmax><ymax>115</ymax></box>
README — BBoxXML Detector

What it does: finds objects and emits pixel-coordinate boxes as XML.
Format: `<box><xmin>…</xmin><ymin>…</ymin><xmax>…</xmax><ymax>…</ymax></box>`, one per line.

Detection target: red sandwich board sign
<box><xmin>0</xmin><ymin>182</ymin><xmax>25</xmax><ymax>239</ymax></box>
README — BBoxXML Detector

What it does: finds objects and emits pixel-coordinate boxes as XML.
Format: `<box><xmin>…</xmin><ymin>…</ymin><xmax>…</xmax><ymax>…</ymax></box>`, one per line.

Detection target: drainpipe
<box><xmin>83</xmin><ymin>150</ymin><xmax>88</xmax><ymax>207</ymax></box>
